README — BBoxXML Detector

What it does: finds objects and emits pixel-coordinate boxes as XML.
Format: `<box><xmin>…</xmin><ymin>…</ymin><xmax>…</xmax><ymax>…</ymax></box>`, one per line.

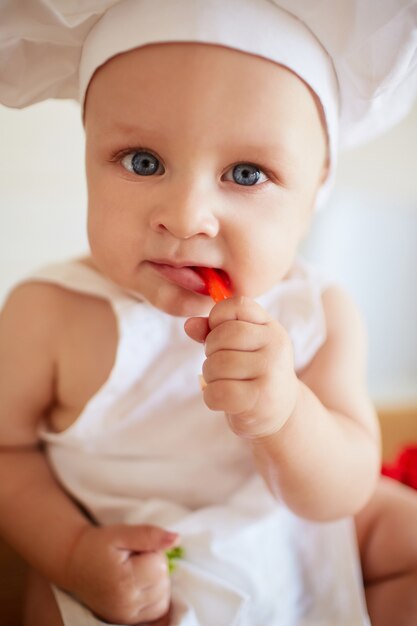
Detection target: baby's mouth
<box><xmin>149</xmin><ymin>261</ymin><xmax>232</xmax><ymax>300</ymax></box>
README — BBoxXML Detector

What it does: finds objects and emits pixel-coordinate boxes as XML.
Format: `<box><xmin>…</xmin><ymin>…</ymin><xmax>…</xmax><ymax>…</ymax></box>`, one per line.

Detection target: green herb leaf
<box><xmin>165</xmin><ymin>545</ymin><xmax>185</xmax><ymax>573</ymax></box>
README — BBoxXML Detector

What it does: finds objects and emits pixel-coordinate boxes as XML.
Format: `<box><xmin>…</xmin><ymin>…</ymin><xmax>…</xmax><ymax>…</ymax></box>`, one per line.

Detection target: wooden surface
<box><xmin>378</xmin><ymin>405</ymin><xmax>417</xmax><ymax>461</ymax></box>
<box><xmin>0</xmin><ymin>539</ymin><xmax>26</xmax><ymax>626</ymax></box>
<box><xmin>0</xmin><ymin>406</ymin><xmax>416</xmax><ymax>624</ymax></box>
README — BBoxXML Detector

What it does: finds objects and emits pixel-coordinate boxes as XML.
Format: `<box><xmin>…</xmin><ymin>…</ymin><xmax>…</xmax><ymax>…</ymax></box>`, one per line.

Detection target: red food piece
<box><xmin>381</xmin><ymin>445</ymin><xmax>417</xmax><ymax>490</ymax></box>
<box><xmin>194</xmin><ymin>267</ymin><xmax>232</xmax><ymax>303</ymax></box>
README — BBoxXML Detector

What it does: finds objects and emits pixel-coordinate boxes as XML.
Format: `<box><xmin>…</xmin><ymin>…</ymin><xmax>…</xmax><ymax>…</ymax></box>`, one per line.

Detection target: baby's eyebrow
<box><xmin>110</xmin><ymin>120</ymin><xmax>166</xmax><ymax>142</ymax></box>
<box><xmin>228</xmin><ymin>143</ymin><xmax>299</xmax><ymax>177</ymax></box>
<box><xmin>106</xmin><ymin>120</ymin><xmax>298</xmax><ymax>168</ymax></box>
<box><xmin>235</xmin><ymin>142</ymin><xmax>296</xmax><ymax>162</ymax></box>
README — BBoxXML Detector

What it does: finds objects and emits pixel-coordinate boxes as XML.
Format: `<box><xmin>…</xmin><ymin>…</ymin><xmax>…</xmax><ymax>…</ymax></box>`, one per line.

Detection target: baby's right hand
<box><xmin>64</xmin><ymin>523</ymin><xmax>178</xmax><ymax>625</ymax></box>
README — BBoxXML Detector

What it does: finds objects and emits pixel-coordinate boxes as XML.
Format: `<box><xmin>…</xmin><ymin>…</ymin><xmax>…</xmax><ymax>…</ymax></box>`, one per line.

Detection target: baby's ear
<box><xmin>184</xmin><ymin>317</ymin><xmax>210</xmax><ymax>343</ymax></box>
<box><xmin>319</xmin><ymin>155</ymin><xmax>330</xmax><ymax>185</ymax></box>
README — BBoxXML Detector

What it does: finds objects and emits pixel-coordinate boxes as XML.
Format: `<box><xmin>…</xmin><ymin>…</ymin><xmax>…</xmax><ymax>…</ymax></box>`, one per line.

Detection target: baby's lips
<box><xmin>192</xmin><ymin>267</ymin><xmax>233</xmax><ymax>303</ymax></box>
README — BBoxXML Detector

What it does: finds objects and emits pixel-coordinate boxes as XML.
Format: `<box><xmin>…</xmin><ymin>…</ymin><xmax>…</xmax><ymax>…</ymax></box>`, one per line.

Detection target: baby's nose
<box><xmin>149</xmin><ymin>184</ymin><xmax>219</xmax><ymax>239</ymax></box>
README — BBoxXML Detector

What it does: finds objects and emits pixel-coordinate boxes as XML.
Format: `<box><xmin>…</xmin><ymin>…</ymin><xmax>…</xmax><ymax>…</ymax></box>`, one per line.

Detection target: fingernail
<box><xmin>198</xmin><ymin>375</ymin><xmax>207</xmax><ymax>391</ymax></box>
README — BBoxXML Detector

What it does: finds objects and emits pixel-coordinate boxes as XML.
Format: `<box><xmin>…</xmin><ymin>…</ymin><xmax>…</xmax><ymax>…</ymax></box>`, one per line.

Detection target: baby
<box><xmin>1</xmin><ymin>3</ymin><xmax>417</xmax><ymax>626</ymax></box>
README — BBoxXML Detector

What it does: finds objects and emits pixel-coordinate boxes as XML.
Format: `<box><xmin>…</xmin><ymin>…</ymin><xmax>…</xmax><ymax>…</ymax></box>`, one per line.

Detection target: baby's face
<box><xmin>84</xmin><ymin>43</ymin><xmax>327</xmax><ymax>316</ymax></box>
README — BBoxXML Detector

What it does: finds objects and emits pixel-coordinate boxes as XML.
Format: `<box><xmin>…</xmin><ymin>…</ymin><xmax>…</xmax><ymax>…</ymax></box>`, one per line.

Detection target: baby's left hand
<box><xmin>184</xmin><ymin>297</ymin><xmax>298</xmax><ymax>439</ymax></box>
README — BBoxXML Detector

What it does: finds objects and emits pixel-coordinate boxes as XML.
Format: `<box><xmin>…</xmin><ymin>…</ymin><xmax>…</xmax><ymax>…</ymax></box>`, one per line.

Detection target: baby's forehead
<box><xmin>85</xmin><ymin>43</ymin><xmax>327</xmax><ymax>177</ymax></box>
<box><xmin>86</xmin><ymin>42</ymin><xmax>320</xmax><ymax>123</ymax></box>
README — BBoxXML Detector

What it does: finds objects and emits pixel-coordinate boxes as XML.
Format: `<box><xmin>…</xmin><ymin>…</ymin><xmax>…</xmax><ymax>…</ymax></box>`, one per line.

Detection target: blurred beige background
<box><xmin>0</xmin><ymin>99</ymin><xmax>416</xmax><ymax>406</ymax></box>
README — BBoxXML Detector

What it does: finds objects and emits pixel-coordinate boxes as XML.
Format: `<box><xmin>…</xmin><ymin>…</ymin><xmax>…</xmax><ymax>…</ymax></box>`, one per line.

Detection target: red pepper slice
<box><xmin>194</xmin><ymin>267</ymin><xmax>232</xmax><ymax>303</ymax></box>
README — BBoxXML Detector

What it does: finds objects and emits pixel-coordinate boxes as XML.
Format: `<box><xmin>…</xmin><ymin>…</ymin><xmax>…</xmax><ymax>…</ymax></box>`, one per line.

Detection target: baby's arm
<box><xmin>251</xmin><ymin>286</ymin><xmax>381</xmax><ymax>519</ymax></box>
<box><xmin>0</xmin><ymin>283</ymin><xmax>176</xmax><ymax>624</ymax></box>
<box><xmin>185</xmin><ymin>287</ymin><xmax>380</xmax><ymax>521</ymax></box>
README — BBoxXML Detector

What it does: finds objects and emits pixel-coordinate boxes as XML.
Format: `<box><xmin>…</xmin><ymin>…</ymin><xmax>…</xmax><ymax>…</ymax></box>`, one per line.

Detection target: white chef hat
<box><xmin>1</xmin><ymin>0</ymin><xmax>416</xmax><ymax>206</ymax></box>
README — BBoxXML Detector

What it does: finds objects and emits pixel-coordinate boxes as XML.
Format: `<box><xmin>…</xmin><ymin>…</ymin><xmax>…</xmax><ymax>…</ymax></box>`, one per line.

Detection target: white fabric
<box><xmin>25</xmin><ymin>258</ymin><xmax>370</xmax><ymax>625</ymax></box>
<box><xmin>1</xmin><ymin>0</ymin><xmax>416</xmax><ymax>149</ymax></box>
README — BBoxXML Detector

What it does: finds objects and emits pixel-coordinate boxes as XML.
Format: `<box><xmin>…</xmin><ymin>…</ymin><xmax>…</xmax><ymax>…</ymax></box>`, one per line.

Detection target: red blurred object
<box><xmin>381</xmin><ymin>445</ymin><xmax>417</xmax><ymax>490</ymax></box>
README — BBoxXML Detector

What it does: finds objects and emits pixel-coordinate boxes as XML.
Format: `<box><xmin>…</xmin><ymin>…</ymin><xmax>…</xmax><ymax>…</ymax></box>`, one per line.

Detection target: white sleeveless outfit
<box><xmin>28</xmin><ymin>258</ymin><xmax>370</xmax><ymax>626</ymax></box>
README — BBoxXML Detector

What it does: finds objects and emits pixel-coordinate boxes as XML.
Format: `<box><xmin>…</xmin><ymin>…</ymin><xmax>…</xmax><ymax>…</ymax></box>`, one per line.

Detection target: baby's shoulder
<box><xmin>3</xmin><ymin>277</ymin><xmax>92</xmax><ymax>321</ymax></box>
<box><xmin>0</xmin><ymin>282</ymin><xmax>71</xmax><ymax>375</ymax></box>
<box><xmin>0</xmin><ymin>280</ymin><xmax>118</xmax><ymax>436</ymax></box>
<box><xmin>0</xmin><ymin>282</ymin><xmax>78</xmax><ymax>443</ymax></box>
<box><xmin>1</xmin><ymin>278</ymin><xmax>115</xmax><ymax>353</ymax></box>
<box><xmin>1</xmin><ymin>280</ymin><xmax>67</xmax><ymax>339</ymax></box>
<box><xmin>320</xmin><ymin>284</ymin><xmax>366</xmax><ymax>343</ymax></box>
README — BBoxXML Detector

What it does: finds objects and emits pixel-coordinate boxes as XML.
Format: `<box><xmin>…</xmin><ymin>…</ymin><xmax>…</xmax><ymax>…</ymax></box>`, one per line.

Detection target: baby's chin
<box><xmin>146</xmin><ymin>288</ymin><xmax>213</xmax><ymax>318</ymax></box>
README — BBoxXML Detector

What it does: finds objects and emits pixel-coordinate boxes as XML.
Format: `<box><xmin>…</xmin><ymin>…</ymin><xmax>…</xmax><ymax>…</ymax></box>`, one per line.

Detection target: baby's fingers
<box><xmin>204</xmin><ymin>319</ymin><xmax>269</xmax><ymax>356</ymax></box>
<box><xmin>202</xmin><ymin>349</ymin><xmax>262</xmax><ymax>383</ymax></box>
<box><xmin>204</xmin><ymin>380</ymin><xmax>279</xmax><ymax>439</ymax></box>
<box><xmin>203</xmin><ymin>379</ymin><xmax>259</xmax><ymax>415</ymax></box>
<box><xmin>208</xmin><ymin>296</ymin><xmax>271</xmax><ymax>330</ymax></box>
<box><xmin>130</xmin><ymin>552</ymin><xmax>171</xmax><ymax>621</ymax></box>
<box><xmin>184</xmin><ymin>316</ymin><xmax>210</xmax><ymax>343</ymax></box>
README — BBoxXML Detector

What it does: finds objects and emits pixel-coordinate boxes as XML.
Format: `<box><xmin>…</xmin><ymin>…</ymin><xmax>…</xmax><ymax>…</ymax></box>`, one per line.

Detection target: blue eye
<box><xmin>121</xmin><ymin>151</ymin><xmax>163</xmax><ymax>176</ymax></box>
<box><xmin>225</xmin><ymin>163</ymin><xmax>268</xmax><ymax>186</ymax></box>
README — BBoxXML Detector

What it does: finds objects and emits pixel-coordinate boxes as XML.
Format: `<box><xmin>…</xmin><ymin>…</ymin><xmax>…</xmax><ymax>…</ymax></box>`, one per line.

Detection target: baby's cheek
<box><xmin>87</xmin><ymin>215</ymin><xmax>110</xmax><ymax>260</ymax></box>
<box><xmin>232</xmin><ymin>263</ymin><xmax>284</xmax><ymax>298</ymax></box>
<box><xmin>87</xmin><ymin>219</ymin><xmax>124</xmax><ymax>279</ymax></box>
<box><xmin>232</xmin><ymin>227</ymin><xmax>293</xmax><ymax>294</ymax></box>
